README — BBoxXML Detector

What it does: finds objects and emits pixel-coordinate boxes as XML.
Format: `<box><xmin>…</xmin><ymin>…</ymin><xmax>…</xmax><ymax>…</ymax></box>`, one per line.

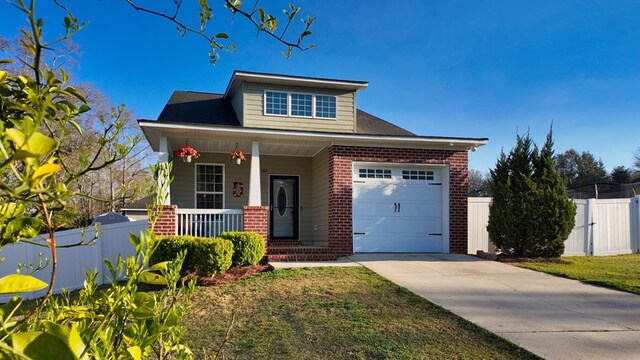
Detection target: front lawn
<box><xmin>183</xmin><ymin>267</ymin><xmax>538</xmax><ymax>359</ymax></box>
<box><xmin>514</xmin><ymin>254</ymin><xmax>640</xmax><ymax>294</ymax></box>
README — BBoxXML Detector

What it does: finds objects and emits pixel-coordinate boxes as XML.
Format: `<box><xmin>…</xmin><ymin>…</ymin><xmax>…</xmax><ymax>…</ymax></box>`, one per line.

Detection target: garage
<box><xmin>352</xmin><ymin>163</ymin><xmax>447</xmax><ymax>253</ymax></box>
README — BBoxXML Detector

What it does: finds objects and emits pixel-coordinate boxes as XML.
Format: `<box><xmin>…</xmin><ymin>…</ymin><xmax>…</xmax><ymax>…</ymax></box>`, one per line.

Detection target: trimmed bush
<box><xmin>151</xmin><ymin>235</ymin><xmax>233</xmax><ymax>276</ymax></box>
<box><xmin>219</xmin><ymin>231</ymin><xmax>266</xmax><ymax>267</ymax></box>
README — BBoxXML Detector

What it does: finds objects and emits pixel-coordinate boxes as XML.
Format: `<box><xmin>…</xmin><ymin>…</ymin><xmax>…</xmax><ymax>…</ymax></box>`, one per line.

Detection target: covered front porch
<box><xmin>147</xmin><ymin>125</ymin><xmax>337</xmax><ymax>260</ymax></box>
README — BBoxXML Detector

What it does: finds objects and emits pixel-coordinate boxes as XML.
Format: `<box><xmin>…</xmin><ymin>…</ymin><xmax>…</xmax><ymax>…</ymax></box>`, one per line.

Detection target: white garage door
<box><xmin>352</xmin><ymin>165</ymin><xmax>444</xmax><ymax>252</ymax></box>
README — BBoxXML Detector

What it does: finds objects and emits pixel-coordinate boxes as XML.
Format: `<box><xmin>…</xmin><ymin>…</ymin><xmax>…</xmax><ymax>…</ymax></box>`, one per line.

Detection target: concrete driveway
<box><xmin>346</xmin><ymin>253</ymin><xmax>640</xmax><ymax>360</ymax></box>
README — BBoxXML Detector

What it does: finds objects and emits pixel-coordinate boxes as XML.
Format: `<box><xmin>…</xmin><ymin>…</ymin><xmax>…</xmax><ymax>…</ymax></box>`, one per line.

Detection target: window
<box><xmin>315</xmin><ymin>95</ymin><xmax>336</xmax><ymax>118</ymax></box>
<box><xmin>264</xmin><ymin>90</ymin><xmax>337</xmax><ymax>119</ymax></box>
<box><xmin>358</xmin><ymin>168</ymin><xmax>392</xmax><ymax>179</ymax></box>
<box><xmin>196</xmin><ymin>164</ymin><xmax>224</xmax><ymax>209</ymax></box>
<box><xmin>265</xmin><ymin>91</ymin><xmax>288</xmax><ymax>115</ymax></box>
<box><xmin>291</xmin><ymin>93</ymin><xmax>312</xmax><ymax>117</ymax></box>
<box><xmin>402</xmin><ymin>170</ymin><xmax>434</xmax><ymax>181</ymax></box>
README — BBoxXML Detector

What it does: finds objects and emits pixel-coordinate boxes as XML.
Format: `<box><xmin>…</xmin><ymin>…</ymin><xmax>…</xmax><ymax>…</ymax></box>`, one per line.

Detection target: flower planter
<box><xmin>183</xmin><ymin>155</ymin><xmax>192</xmax><ymax>163</ymax></box>
<box><xmin>233</xmin><ymin>157</ymin><xmax>242</xmax><ymax>165</ymax></box>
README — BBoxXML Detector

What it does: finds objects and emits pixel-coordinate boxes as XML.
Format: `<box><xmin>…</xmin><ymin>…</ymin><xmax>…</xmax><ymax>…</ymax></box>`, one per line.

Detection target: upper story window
<box><xmin>264</xmin><ymin>90</ymin><xmax>337</xmax><ymax>119</ymax></box>
<box><xmin>265</xmin><ymin>91</ymin><xmax>288</xmax><ymax>115</ymax></box>
<box><xmin>291</xmin><ymin>93</ymin><xmax>312</xmax><ymax>117</ymax></box>
<box><xmin>315</xmin><ymin>95</ymin><xmax>336</xmax><ymax>119</ymax></box>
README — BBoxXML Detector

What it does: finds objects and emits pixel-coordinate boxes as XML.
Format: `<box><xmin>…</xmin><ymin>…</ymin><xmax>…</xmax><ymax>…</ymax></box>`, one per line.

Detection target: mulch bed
<box><xmin>194</xmin><ymin>263</ymin><xmax>274</xmax><ymax>286</ymax></box>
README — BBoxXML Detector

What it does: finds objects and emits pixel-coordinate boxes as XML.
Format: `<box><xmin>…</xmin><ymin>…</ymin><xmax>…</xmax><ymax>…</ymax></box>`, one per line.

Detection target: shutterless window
<box><xmin>315</xmin><ymin>95</ymin><xmax>336</xmax><ymax>118</ymax></box>
<box><xmin>291</xmin><ymin>93</ymin><xmax>312</xmax><ymax>117</ymax></box>
<box><xmin>196</xmin><ymin>164</ymin><xmax>224</xmax><ymax>209</ymax></box>
<box><xmin>265</xmin><ymin>91</ymin><xmax>288</xmax><ymax>115</ymax></box>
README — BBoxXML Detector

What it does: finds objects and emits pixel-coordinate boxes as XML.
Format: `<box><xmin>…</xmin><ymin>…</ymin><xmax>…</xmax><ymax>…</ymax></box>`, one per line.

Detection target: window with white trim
<box><xmin>195</xmin><ymin>164</ymin><xmax>224</xmax><ymax>209</ymax></box>
<box><xmin>264</xmin><ymin>90</ymin><xmax>337</xmax><ymax>119</ymax></box>
<box><xmin>315</xmin><ymin>95</ymin><xmax>336</xmax><ymax>118</ymax></box>
<box><xmin>265</xmin><ymin>91</ymin><xmax>288</xmax><ymax>115</ymax></box>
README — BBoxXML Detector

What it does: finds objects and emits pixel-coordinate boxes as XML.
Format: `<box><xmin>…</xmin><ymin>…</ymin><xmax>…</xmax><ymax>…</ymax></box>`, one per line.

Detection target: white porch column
<box><xmin>248</xmin><ymin>141</ymin><xmax>261</xmax><ymax>206</ymax></box>
<box><xmin>158</xmin><ymin>135</ymin><xmax>171</xmax><ymax>205</ymax></box>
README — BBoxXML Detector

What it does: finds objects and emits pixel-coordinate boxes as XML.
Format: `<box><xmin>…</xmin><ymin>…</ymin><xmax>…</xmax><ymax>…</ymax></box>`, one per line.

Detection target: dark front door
<box><xmin>269</xmin><ymin>176</ymin><xmax>299</xmax><ymax>240</ymax></box>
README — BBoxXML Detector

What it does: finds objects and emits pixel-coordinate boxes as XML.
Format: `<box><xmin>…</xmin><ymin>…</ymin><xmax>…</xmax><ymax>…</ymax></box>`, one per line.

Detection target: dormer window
<box><xmin>264</xmin><ymin>90</ymin><xmax>337</xmax><ymax>119</ymax></box>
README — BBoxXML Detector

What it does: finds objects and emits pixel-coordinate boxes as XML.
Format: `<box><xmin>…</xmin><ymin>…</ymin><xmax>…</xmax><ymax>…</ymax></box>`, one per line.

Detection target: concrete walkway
<box><xmin>272</xmin><ymin>254</ymin><xmax>640</xmax><ymax>360</ymax></box>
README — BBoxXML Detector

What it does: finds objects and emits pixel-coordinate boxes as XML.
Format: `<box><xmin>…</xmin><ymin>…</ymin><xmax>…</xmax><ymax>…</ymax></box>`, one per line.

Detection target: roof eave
<box><xmin>138</xmin><ymin>120</ymin><xmax>488</xmax><ymax>152</ymax></box>
<box><xmin>224</xmin><ymin>71</ymin><xmax>369</xmax><ymax>99</ymax></box>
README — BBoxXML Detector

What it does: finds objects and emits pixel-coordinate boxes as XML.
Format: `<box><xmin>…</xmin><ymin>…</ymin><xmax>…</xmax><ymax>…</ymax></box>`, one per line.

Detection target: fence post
<box><xmin>585</xmin><ymin>198</ymin><xmax>596</xmax><ymax>256</ymax></box>
<box><xmin>634</xmin><ymin>195</ymin><xmax>640</xmax><ymax>253</ymax></box>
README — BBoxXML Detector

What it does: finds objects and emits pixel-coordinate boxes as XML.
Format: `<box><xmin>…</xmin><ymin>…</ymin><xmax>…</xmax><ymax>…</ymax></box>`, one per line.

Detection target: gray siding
<box><xmin>230</xmin><ymin>83</ymin><xmax>244</xmax><ymax>126</ymax></box>
<box><xmin>171</xmin><ymin>152</ymin><xmax>328</xmax><ymax>246</ymax></box>
<box><xmin>242</xmin><ymin>82</ymin><xmax>356</xmax><ymax>133</ymax></box>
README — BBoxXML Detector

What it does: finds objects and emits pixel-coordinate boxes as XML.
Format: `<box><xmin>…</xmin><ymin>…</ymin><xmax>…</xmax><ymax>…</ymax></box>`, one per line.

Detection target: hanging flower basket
<box><xmin>176</xmin><ymin>145</ymin><xmax>201</xmax><ymax>163</ymax></box>
<box><xmin>230</xmin><ymin>149</ymin><xmax>246</xmax><ymax>165</ymax></box>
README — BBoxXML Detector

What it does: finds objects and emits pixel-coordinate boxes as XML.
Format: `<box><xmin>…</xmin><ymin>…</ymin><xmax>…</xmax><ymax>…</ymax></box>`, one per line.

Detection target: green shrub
<box><xmin>487</xmin><ymin>130</ymin><xmax>576</xmax><ymax>258</ymax></box>
<box><xmin>151</xmin><ymin>235</ymin><xmax>233</xmax><ymax>276</ymax></box>
<box><xmin>219</xmin><ymin>231</ymin><xmax>266</xmax><ymax>266</ymax></box>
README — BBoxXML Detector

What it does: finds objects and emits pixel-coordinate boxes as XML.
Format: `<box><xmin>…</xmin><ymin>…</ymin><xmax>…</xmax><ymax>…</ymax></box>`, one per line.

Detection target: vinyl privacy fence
<box><xmin>0</xmin><ymin>220</ymin><xmax>148</xmax><ymax>302</ymax></box>
<box><xmin>468</xmin><ymin>196</ymin><xmax>640</xmax><ymax>256</ymax></box>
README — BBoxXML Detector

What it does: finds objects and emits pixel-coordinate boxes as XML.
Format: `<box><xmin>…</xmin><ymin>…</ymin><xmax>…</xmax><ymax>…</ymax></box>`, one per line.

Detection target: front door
<box><xmin>269</xmin><ymin>176</ymin><xmax>299</xmax><ymax>239</ymax></box>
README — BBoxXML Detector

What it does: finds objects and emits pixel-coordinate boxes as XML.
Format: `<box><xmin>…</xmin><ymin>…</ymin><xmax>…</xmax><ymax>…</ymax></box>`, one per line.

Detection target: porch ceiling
<box><xmin>167</xmin><ymin>137</ymin><xmax>326</xmax><ymax>157</ymax></box>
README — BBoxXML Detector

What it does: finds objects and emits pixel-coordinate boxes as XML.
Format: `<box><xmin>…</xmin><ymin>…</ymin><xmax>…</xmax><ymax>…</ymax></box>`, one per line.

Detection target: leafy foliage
<box><xmin>151</xmin><ymin>235</ymin><xmax>234</xmax><ymax>276</ymax></box>
<box><xmin>488</xmin><ymin>130</ymin><xmax>576</xmax><ymax>258</ymax></box>
<box><xmin>555</xmin><ymin>148</ymin><xmax>608</xmax><ymax>187</ymax></box>
<box><xmin>219</xmin><ymin>231</ymin><xmax>267</xmax><ymax>266</ymax></box>
<box><xmin>610</xmin><ymin>165</ymin><xmax>633</xmax><ymax>184</ymax></box>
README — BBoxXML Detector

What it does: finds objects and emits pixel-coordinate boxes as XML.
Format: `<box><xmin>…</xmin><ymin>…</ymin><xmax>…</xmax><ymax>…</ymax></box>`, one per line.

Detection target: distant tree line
<box><xmin>469</xmin><ymin>147</ymin><xmax>640</xmax><ymax>197</ymax></box>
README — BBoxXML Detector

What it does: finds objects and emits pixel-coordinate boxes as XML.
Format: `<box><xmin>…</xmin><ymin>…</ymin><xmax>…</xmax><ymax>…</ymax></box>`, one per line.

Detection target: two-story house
<box><xmin>138</xmin><ymin>71</ymin><xmax>488</xmax><ymax>260</ymax></box>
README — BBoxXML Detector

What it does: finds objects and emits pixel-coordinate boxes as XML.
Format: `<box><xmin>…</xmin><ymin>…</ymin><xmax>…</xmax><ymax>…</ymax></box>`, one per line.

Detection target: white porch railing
<box><xmin>176</xmin><ymin>209</ymin><xmax>243</xmax><ymax>237</ymax></box>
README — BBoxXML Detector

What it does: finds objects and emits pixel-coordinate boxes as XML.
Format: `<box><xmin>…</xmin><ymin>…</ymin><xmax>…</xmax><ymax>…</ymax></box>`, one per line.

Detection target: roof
<box><xmin>156</xmin><ymin>90</ymin><xmax>417</xmax><ymax>136</ymax></box>
<box><xmin>157</xmin><ymin>91</ymin><xmax>240</xmax><ymax>126</ymax></box>
<box><xmin>356</xmin><ymin>109</ymin><xmax>415</xmax><ymax>136</ymax></box>
<box><xmin>224</xmin><ymin>70</ymin><xmax>369</xmax><ymax>99</ymax></box>
<box><xmin>121</xmin><ymin>196</ymin><xmax>153</xmax><ymax>211</ymax></box>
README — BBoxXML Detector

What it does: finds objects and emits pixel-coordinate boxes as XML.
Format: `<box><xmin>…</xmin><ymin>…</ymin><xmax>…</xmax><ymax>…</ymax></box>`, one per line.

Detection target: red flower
<box><xmin>230</xmin><ymin>149</ymin><xmax>246</xmax><ymax>161</ymax></box>
<box><xmin>176</xmin><ymin>145</ymin><xmax>201</xmax><ymax>159</ymax></box>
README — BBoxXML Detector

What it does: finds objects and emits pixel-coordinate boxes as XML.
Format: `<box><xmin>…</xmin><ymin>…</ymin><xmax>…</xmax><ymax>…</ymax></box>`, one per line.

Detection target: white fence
<box><xmin>176</xmin><ymin>209</ymin><xmax>243</xmax><ymax>237</ymax></box>
<box><xmin>468</xmin><ymin>196</ymin><xmax>640</xmax><ymax>256</ymax></box>
<box><xmin>0</xmin><ymin>220</ymin><xmax>148</xmax><ymax>302</ymax></box>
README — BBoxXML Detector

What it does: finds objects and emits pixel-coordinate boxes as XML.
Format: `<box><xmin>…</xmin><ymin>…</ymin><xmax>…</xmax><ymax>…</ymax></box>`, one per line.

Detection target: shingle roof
<box><xmin>157</xmin><ymin>91</ymin><xmax>240</xmax><ymax>126</ymax></box>
<box><xmin>156</xmin><ymin>90</ymin><xmax>414</xmax><ymax>136</ymax></box>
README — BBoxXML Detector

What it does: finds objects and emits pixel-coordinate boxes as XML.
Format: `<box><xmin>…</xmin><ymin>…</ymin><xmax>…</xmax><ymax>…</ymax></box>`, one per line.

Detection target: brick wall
<box><xmin>328</xmin><ymin>145</ymin><xmax>469</xmax><ymax>255</ymax></box>
<box><xmin>153</xmin><ymin>205</ymin><xmax>177</xmax><ymax>236</ymax></box>
<box><xmin>243</xmin><ymin>206</ymin><xmax>269</xmax><ymax>244</ymax></box>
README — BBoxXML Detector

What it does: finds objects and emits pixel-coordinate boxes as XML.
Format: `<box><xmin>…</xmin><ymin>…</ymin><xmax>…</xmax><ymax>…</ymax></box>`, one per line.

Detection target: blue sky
<box><xmin>2</xmin><ymin>0</ymin><xmax>639</xmax><ymax>172</ymax></box>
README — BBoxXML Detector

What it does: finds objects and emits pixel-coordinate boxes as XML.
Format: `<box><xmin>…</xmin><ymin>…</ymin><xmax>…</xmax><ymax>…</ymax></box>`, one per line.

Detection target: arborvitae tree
<box><xmin>487</xmin><ymin>130</ymin><xmax>576</xmax><ymax>258</ymax></box>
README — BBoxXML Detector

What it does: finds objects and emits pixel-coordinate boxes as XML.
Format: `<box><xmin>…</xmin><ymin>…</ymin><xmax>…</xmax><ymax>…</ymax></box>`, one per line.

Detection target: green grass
<box><xmin>514</xmin><ymin>254</ymin><xmax>640</xmax><ymax>294</ymax></box>
<box><xmin>183</xmin><ymin>267</ymin><xmax>539</xmax><ymax>360</ymax></box>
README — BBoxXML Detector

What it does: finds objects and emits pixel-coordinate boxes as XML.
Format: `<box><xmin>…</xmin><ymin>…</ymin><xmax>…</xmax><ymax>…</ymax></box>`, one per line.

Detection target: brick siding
<box><xmin>153</xmin><ymin>205</ymin><xmax>177</xmax><ymax>236</ymax></box>
<box><xmin>243</xmin><ymin>206</ymin><xmax>269</xmax><ymax>244</ymax></box>
<box><xmin>328</xmin><ymin>145</ymin><xmax>469</xmax><ymax>255</ymax></box>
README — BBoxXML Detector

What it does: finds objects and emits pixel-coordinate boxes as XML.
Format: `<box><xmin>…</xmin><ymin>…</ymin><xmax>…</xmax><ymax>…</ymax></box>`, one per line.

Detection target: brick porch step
<box><xmin>266</xmin><ymin>246</ymin><xmax>341</xmax><ymax>261</ymax></box>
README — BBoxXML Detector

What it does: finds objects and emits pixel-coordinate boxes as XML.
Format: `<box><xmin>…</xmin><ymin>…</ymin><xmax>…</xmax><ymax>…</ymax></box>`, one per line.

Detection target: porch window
<box><xmin>195</xmin><ymin>164</ymin><xmax>224</xmax><ymax>209</ymax></box>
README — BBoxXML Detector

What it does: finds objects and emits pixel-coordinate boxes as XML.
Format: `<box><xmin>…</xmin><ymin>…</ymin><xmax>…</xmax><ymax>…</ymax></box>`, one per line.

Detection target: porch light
<box><xmin>176</xmin><ymin>144</ymin><xmax>201</xmax><ymax>163</ymax></box>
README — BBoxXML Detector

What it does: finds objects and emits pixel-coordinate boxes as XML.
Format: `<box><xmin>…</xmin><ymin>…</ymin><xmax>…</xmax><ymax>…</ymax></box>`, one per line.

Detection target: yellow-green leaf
<box><xmin>43</xmin><ymin>321</ymin><xmax>87</xmax><ymax>360</ymax></box>
<box><xmin>0</xmin><ymin>202</ymin><xmax>25</xmax><ymax>219</ymax></box>
<box><xmin>147</xmin><ymin>261</ymin><xmax>170</xmax><ymax>272</ymax></box>
<box><xmin>0</xmin><ymin>70</ymin><xmax>7</xmax><ymax>82</ymax></box>
<box><xmin>11</xmin><ymin>332</ymin><xmax>76</xmax><ymax>360</ymax></box>
<box><xmin>31</xmin><ymin>163</ymin><xmax>61</xmax><ymax>181</ymax></box>
<box><xmin>0</xmin><ymin>274</ymin><xmax>47</xmax><ymax>294</ymax></box>
<box><xmin>138</xmin><ymin>271</ymin><xmax>167</xmax><ymax>285</ymax></box>
<box><xmin>6</xmin><ymin>128</ymin><xmax>25</xmax><ymax>148</ymax></box>
<box><xmin>127</xmin><ymin>346</ymin><xmax>142</xmax><ymax>360</ymax></box>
